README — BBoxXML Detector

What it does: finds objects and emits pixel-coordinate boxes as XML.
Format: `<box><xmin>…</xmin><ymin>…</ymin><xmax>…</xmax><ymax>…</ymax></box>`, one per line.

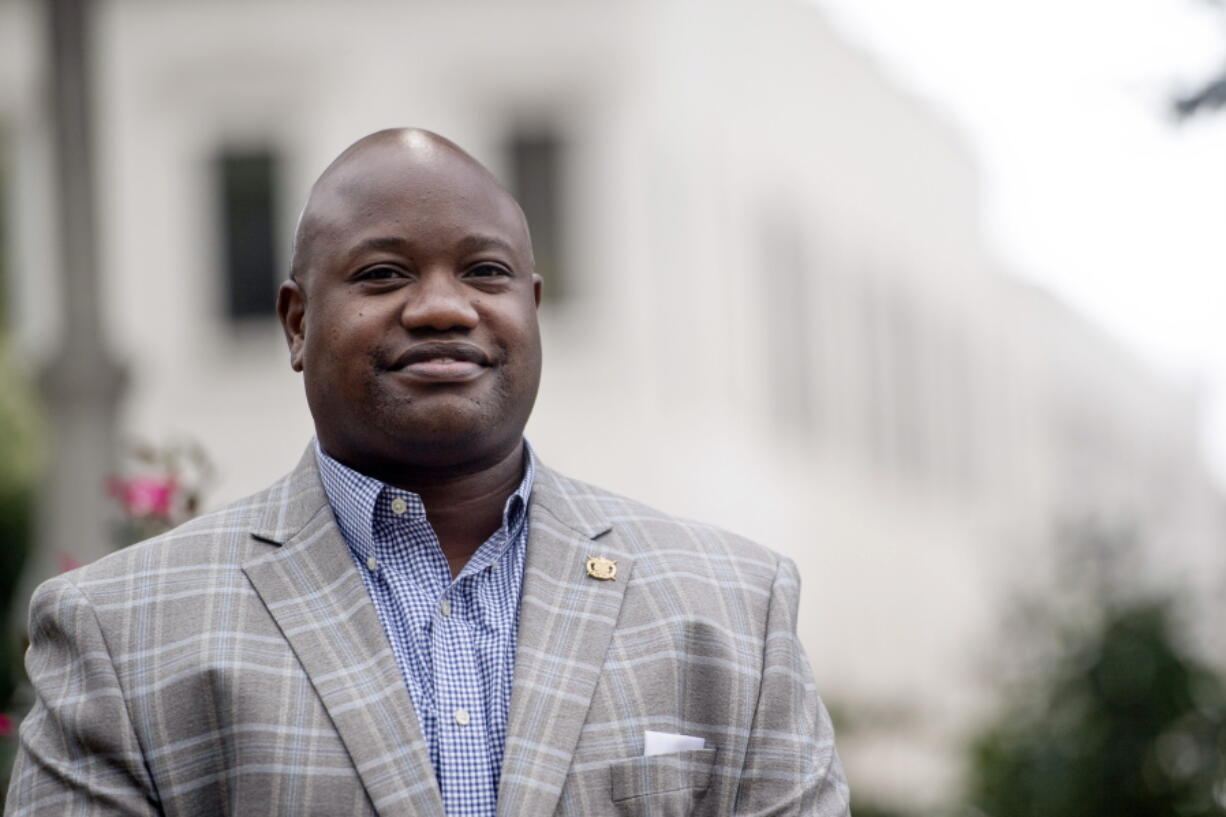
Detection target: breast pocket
<box><xmin>608</xmin><ymin>748</ymin><xmax>717</xmax><ymax>817</ymax></box>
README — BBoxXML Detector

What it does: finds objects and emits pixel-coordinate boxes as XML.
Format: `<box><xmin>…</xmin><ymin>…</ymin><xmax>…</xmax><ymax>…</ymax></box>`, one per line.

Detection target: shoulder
<box><xmin>534</xmin><ymin>465</ymin><xmax>789</xmax><ymax>598</ymax></box>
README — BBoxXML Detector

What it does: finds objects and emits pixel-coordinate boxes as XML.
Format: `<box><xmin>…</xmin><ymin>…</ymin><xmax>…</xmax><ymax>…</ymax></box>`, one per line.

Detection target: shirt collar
<box><xmin>314</xmin><ymin>438</ymin><xmax>536</xmax><ymax>564</ymax></box>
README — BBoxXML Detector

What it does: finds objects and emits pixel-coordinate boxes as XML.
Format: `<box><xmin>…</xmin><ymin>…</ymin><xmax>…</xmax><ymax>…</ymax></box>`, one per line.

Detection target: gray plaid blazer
<box><xmin>8</xmin><ymin>447</ymin><xmax>849</xmax><ymax>816</ymax></box>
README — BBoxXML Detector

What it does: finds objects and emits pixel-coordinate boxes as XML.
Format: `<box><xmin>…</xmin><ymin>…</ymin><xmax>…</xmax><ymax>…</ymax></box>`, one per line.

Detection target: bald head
<box><xmin>290</xmin><ymin>128</ymin><xmax>532</xmax><ymax>286</ymax></box>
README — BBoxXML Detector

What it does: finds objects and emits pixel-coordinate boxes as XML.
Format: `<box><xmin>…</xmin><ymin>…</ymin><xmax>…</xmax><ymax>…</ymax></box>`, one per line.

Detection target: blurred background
<box><xmin>2</xmin><ymin>0</ymin><xmax>1226</xmax><ymax>813</ymax></box>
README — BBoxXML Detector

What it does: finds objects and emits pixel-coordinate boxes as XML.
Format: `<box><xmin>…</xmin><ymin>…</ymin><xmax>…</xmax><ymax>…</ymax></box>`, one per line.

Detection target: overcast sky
<box><xmin>814</xmin><ymin>0</ymin><xmax>1226</xmax><ymax>485</ymax></box>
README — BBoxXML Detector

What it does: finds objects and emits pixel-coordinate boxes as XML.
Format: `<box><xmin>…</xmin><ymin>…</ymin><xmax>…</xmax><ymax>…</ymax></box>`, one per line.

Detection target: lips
<box><xmin>390</xmin><ymin>342</ymin><xmax>492</xmax><ymax>383</ymax></box>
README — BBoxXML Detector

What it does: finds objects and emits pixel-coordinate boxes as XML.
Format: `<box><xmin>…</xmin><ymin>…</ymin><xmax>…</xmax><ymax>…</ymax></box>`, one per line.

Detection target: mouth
<box><xmin>389</xmin><ymin>342</ymin><xmax>492</xmax><ymax>383</ymax></box>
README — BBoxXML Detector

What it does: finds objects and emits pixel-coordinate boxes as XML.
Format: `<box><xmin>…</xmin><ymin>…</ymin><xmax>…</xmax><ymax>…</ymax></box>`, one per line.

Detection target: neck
<box><xmin>343</xmin><ymin>440</ymin><xmax>527</xmax><ymax>577</ymax></box>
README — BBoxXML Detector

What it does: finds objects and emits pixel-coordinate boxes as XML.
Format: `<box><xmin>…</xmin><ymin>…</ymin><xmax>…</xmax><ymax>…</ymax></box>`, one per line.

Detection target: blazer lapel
<box><xmin>497</xmin><ymin>466</ymin><xmax>632</xmax><ymax>817</ymax></box>
<box><xmin>242</xmin><ymin>448</ymin><xmax>445</xmax><ymax>817</ymax></box>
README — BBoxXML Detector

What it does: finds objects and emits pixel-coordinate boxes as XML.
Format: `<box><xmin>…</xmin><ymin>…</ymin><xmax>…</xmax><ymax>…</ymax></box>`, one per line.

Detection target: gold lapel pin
<box><xmin>585</xmin><ymin>555</ymin><xmax>617</xmax><ymax>581</ymax></box>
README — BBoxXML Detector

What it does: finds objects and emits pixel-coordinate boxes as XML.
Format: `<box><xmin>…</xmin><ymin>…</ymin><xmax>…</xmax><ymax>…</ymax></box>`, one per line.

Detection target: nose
<box><xmin>400</xmin><ymin>270</ymin><xmax>479</xmax><ymax>332</ymax></box>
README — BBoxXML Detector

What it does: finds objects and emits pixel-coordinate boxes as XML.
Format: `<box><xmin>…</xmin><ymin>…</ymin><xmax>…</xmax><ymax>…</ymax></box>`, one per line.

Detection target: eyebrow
<box><xmin>352</xmin><ymin>234</ymin><xmax>519</xmax><ymax>257</ymax></box>
<box><xmin>355</xmin><ymin>236</ymin><xmax>411</xmax><ymax>254</ymax></box>
<box><xmin>454</xmin><ymin>234</ymin><xmax>518</xmax><ymax>257</ymax></box>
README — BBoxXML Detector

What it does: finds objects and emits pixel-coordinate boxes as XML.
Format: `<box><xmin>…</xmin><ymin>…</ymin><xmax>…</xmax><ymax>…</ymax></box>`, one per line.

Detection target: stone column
<box><xmin>23</xmin><ymin>0</ymin><xmax>126</xmax><ymax>602</ymax></box>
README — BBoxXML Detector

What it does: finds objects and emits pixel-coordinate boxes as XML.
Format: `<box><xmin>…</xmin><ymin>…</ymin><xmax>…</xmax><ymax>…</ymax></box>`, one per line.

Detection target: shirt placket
<box><xmin>434</xmin><ymin>575</ymin><xmax>496</xmax><ymax>814</ymax></box>
<box><xmin>376</xmin><ymin>502</ymin><xmax>447</xmax><ymax>770</ymax></box>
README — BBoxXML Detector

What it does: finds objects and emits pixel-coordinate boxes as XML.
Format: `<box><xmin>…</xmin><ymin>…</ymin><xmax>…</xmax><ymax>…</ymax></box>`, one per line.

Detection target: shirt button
<box><xmin>366</xmin><ymin>556</ymin><xmax>378</xmax><ymax>571</ymax></box>
<box><xmin>390</xmin><ymin>497</ymin><xmax>408</xmax><ymax>516</ymax></box>
<box><xmin>440</xmin><ymin>599</ymin><xmax>452</xmax><ymax>617</ymax></box>
<box><xmin>454</xmin><ymin>708</ymin><xmax>470</xmax><ymax>726</ymax></box>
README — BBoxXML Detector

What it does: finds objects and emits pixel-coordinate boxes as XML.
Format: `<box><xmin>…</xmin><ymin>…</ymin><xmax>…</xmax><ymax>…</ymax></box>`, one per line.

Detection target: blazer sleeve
<box><xmin>5</xmin><ymin>576</ymin><xmax>160</xmax><ymax>816</ymax></box>
<box><xmin>734</xmin><ymin>556</ymin><xmax>851</xmax><ymax>816</ymax></box>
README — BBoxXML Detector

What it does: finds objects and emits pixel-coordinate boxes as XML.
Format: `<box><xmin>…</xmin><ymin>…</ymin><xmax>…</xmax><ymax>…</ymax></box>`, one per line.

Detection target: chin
<box><xmin>380</xmin><ymin>416</ymin><xmax>519</xmax><ymax>466</ymax></box>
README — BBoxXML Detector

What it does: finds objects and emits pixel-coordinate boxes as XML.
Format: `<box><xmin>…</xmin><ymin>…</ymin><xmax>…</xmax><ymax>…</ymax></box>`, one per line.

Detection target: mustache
<box><xmin>382</xmin><ymin>341</ymin><xmax>494</xmax><ymax>370</ymax></box>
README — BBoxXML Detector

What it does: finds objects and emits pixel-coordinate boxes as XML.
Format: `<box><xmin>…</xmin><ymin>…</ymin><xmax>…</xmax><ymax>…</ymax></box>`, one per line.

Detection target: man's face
<box><xmin>278</xmin><ymin>141</ymin><xmax>542</xmax><ymax>477</ymax></box>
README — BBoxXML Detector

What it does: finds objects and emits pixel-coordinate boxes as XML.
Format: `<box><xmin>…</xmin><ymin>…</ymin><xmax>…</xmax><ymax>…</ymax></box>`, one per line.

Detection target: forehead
<box><xmin>308</xmin><ymin>145</ymin><xmax>530</xmax><ymax>257</ymax></box>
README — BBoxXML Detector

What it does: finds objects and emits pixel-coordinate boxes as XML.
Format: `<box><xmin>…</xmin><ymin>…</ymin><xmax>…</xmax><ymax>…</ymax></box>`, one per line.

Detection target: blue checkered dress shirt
<box><xmin>314</xmin><ymin>440</ymin><xmax>534</xmax><ymax>817</ymax></box>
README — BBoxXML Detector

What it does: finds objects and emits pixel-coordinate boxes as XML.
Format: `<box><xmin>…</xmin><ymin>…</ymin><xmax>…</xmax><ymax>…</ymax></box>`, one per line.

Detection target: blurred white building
<box><xmin>1</xmin><ymin>0</ymin><xmax>1221</xmax><ymax>806</ymax></box>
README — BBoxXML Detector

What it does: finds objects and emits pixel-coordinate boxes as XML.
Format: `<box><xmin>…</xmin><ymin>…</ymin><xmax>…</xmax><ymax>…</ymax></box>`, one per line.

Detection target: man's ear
<box><xmin>276</xmin><ymin>279</ymin><xmax>307</xmax><ymax>372</ymax></box>
<box><xmin>532</xmin><ymin>273</ymin><xmax>543</xmax><ymax>308</ymax></box>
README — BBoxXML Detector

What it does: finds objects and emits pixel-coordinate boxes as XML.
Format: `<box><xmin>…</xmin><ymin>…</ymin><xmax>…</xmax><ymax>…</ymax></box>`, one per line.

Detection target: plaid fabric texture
<box><xmin>7</xmin><ymin>444</ymin><xmax>850</xmax><ymax>816</ymax></box>
<box><xmin>314</xmin><ymin>441</ymin><xmax>533</xmax><ymax>817</ymax></box>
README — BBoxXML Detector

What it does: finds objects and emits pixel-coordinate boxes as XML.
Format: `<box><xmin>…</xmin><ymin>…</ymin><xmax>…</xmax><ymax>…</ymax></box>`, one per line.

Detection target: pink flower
<box><xmin>109</xmin><ymin>476</ymin><xmax>178</xmax><ymax>518</ymax></box>
<box><xmin>56</xmin><ymin>552</ymin><xmax>82</xmax><ymax>573</ymax></box>
<box><xmin>0</xmin><ymin>713</ymin><xmax>12</xmax><ymax>737</ymax></box>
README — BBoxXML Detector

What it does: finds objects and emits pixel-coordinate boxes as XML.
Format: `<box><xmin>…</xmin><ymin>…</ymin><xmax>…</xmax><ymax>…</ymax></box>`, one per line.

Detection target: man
<box><xmin>8</xmin><ymin>129</ymin><xmax>849</xmax><ymax>816</ymax></box>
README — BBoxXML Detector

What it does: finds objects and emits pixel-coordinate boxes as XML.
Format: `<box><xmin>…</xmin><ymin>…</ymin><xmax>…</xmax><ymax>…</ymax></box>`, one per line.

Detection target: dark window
<box><xmin>216</xmin><ymin>149</ymin><xmax>280</xmax><ymax>319</ymax></box>
<box><xmin>506</xmin><ymin>130</ymin><xmax>565</xmax><ymax>300</ymax></box>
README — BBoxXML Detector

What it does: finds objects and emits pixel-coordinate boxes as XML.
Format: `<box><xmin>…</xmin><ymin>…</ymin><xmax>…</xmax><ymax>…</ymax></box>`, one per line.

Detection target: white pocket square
<box><xmin>643</xmin><ymin>730</ymin><xmax>706</xmax><ymax>756</ymax></box>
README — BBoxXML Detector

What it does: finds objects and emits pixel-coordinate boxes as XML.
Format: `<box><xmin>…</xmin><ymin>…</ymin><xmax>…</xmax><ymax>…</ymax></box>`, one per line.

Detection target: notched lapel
<box><xmin>498</xmin><ymin>468</ymin><xmax>632</xmax><ymax>817</ymax></box>
<box><xmin>242</xmin><ymin>450</ymin><xmax>445</xmax><ymax>817</ymax></box>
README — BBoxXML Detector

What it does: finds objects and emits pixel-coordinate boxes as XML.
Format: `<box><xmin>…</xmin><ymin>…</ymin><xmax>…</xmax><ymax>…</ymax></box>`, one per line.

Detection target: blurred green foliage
<box><xmin>847</xmin><ymin>526</ymin><xmax>1226</xmax><ymax>817</ymax></box>
<box><xmin>0</xmin><ymin>143</ymin><xmax>42</xmax><ymax>795</ymax></box>
<box><xmin>965</xmin><ymin>598</ymin><xmax>1226</xmax><ymax>816</ymax></box>
<box><xmin>852</xmin><ymin>800</ymin><xmax>924</xmax><ymax>817</ymax></box>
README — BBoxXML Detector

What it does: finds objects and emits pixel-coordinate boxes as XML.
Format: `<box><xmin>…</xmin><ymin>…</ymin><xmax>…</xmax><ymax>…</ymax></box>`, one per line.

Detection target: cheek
<box><xmin>501</xmin><ymin>317</ymin><xmax>543</xmax><ymax>391</ymax></box>
<box><xmin>301</xmin><ymin>317</ymin><xmax>361</xmax><ymax>385</ymax></box>
<box><xmin>305</xmin><ymin>299</ymin><xmax>376</xmax><ymax>356</ymax></box>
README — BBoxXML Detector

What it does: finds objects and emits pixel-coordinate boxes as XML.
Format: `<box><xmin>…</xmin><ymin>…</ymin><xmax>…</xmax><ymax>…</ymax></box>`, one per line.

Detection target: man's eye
<box><xmin>467</xmin><ymin>263</ymin><xmax>510</xmax><ymax>278</ymax></box>
<box><xmin>357</xmin><ymin>266</ymin><xmax>402</xmax><ymax>281</ymax></box>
